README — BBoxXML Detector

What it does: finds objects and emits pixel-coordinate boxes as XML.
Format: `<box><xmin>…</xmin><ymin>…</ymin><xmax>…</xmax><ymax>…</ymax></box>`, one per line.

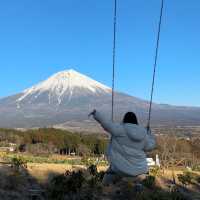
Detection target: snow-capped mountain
<box><xmin>0</xmin><ymin>69</ymin><xmax>200</xmax><ymax>131</ymax></box>
<box><xmin>16</xmin><ymin>69</ymin><xmax>111</xmax><ymax>107</ymax></box>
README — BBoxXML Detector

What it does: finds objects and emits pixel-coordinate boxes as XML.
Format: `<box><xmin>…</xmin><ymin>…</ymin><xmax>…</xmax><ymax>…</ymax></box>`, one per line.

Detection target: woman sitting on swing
<box><xmin>89</xmin><ymin>109</ymin><xmax>156</xmax><ymax>185</ymax></box>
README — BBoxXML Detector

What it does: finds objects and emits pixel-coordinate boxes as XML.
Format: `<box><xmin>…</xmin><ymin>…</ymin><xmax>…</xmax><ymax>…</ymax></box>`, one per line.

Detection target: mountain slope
<box><xmin>0</xmin><ymin>69</ymin><xmax>200</xmax><ymax>131</ymax></box>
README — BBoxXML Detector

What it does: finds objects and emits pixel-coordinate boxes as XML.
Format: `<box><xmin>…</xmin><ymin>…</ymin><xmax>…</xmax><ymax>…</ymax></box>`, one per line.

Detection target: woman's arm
<box><xmin>89</xmin><ymin>110</ymin><xmax>124</xmax><ymax>137</ymax></box>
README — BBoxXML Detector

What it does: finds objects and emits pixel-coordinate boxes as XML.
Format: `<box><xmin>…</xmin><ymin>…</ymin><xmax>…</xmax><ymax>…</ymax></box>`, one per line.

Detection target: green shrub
<box><xmin>177</xmin><ymin>171</ymin><xmax>193</xmax><ymax>187</ymax></box>
<box><xmin>81</xmin><ymin>156</ymin><xmax>96</xmax><ymax>167</ymax></box>
<box><xmin>195</xmin><ymin>175</ymin><xmax>200</xmax><ymax>183</ymax></box>
<box><xmin>47</xmin><ymin>170</ymin><xmax>85</xmax><ymax>200</ymax></box>
<box><xmin>142</xmin><ymin>175</ymin><xmax>155</xmax><ymax>189</ymax></box>
<box><xmin>149</xmin><ymin>166</ymin><xmax>160</xmax><ymax>177</ymax></box>
<box><xmin>192</xmin><ymin>165</ymin><xmax>200</xmax><ymax>172</ymax></box>
<box><xmin>88</xmin><ymin>164</ymin><xmax>98</xmax><ymax>176</ymax></box>
<box><xmin>86</xmin><ymin>165</ymin><xmax>103</xmax><ymax>188</ymax></box>
<box><xmin>10</xmin><ymin>156</ymin><xmax>27</xmax><ymax>172</ymax></box>
<box><xmin>96</xmin><ymin>171</ymin><xmax>105</xmax><ymax>182</ymax></box>
<box><xmin>47</xmin><ymin>173</ymin><xmax>68</xmax><ymax>200</ymax></box>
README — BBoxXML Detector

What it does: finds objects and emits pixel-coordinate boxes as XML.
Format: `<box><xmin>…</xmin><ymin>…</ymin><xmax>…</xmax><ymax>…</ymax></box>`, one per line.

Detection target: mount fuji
<box><xmin>0</xmin><ymin>69</ymin><xmax>200</xmax><ymax>132</ymax></box>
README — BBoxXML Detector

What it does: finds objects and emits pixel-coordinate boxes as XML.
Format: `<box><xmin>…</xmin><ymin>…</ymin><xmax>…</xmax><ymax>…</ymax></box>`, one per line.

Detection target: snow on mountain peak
<box><xmin>16</xmin><ymin>69</ymin><xmax>111</xmax><ymax>104</ymax></box>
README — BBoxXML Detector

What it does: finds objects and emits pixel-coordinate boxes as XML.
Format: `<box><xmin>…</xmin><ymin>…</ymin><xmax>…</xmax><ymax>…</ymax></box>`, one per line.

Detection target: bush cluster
<box><xmin>47</xmin><ymin>165</ymin><xmax>105</xmax><ymax>200</ymax></box>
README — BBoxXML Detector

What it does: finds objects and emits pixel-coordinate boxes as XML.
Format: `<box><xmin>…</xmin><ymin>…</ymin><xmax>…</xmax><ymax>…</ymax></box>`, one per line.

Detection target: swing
<box><xmin>111</xmin><ymin>0</ymin><xmax>164</xmax><ymax>130</ymax></box>
<box><xmin>88</xmin><ymin>0</ymin><xmax>164</xmax><ymax>183</ymax></box>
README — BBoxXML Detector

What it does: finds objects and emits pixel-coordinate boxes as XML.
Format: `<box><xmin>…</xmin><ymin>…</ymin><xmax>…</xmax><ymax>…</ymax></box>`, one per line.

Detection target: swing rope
<box><xmin>147</xmin><ymin>0</ymin><xmax>164</xmax><ymax>130</ymax></box>
<box><xmin>111</xmin><ymin>0</ymin><xmax>117</xmax><ymax>122</ymax></box>
<box><xmin>111</xmin><ymin>0</ymin><xmax>164</xmax><ymax>127</ymax></box>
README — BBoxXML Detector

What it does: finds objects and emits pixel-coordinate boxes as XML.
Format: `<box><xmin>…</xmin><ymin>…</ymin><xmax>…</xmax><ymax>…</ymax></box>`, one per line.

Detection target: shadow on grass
<box><xmin>0</xmin><ymin>164</ymin><xmax>45</xmax><ymax>200</ymax></box>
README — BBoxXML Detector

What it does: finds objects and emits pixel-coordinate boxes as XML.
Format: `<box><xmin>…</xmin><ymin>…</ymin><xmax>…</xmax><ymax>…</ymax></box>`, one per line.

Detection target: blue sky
<box><xmin>0</xmin><ymin>0</ymin><xmax>200</xmax><ymax>106</ymax></box>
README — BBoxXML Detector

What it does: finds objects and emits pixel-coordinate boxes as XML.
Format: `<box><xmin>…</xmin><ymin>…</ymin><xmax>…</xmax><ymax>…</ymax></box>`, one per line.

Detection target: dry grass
<box><xmin>27</xmin><ymin>163</ymin><xmax>108</xmax><ymax>183</ymax></box>
<box><xmin>27</xmin><ymin>163</ymin><xmax>87</xmax><ymax>182</ymax></box>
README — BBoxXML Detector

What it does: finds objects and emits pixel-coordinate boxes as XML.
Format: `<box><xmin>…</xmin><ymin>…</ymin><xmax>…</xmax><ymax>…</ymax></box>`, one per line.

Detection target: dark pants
<box><xmin>102</xmin><ymin>165</ymin><xmax>130</xmax><ymax>185</ymax></box>
<box><xmin>102</xmin><ymin>165</ymin><xmax>147</xmax><ymax>186</ymax></box>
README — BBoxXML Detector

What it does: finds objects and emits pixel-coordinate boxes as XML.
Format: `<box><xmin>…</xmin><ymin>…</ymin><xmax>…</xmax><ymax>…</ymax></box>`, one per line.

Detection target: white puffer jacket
<box><xmin>93</xmin><ymin>111</ymin><xmax>156</xmax><ymax>176</ymax></box>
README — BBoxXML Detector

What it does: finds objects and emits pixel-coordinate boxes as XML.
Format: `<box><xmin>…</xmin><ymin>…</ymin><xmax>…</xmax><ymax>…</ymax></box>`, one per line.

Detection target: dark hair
<box><xmin>123</xmin><ymin>112</ymin><xmax>138</xmax><ymax>125</ymax></box>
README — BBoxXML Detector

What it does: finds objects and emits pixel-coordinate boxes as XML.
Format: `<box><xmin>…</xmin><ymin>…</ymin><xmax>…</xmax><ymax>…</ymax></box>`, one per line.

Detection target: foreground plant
<box><xmin>10</xmin><ymin>156</ymin><xmax>27</xmax><ymax>172</ymax></box>
<box><xmin>47</xmin><ymin>170</ymin><xmax>85</xmax><ymax>200</ymax></box>
<box><xmin>177</xmin><ymin>171</ymin><xmax>193</xmax><ymax>187</ymax></box>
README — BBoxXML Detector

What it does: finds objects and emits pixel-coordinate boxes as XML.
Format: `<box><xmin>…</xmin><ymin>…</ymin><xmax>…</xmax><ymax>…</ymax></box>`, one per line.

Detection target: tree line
<box><xmin>0</xmin><ymin>128</ymin><xmax>108</xmax><ymax>156</ymax></box>
<box><xmin>0</xmin><ymin>127</ymin><xmax>200</xmax><ymax>169</ymax></box>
